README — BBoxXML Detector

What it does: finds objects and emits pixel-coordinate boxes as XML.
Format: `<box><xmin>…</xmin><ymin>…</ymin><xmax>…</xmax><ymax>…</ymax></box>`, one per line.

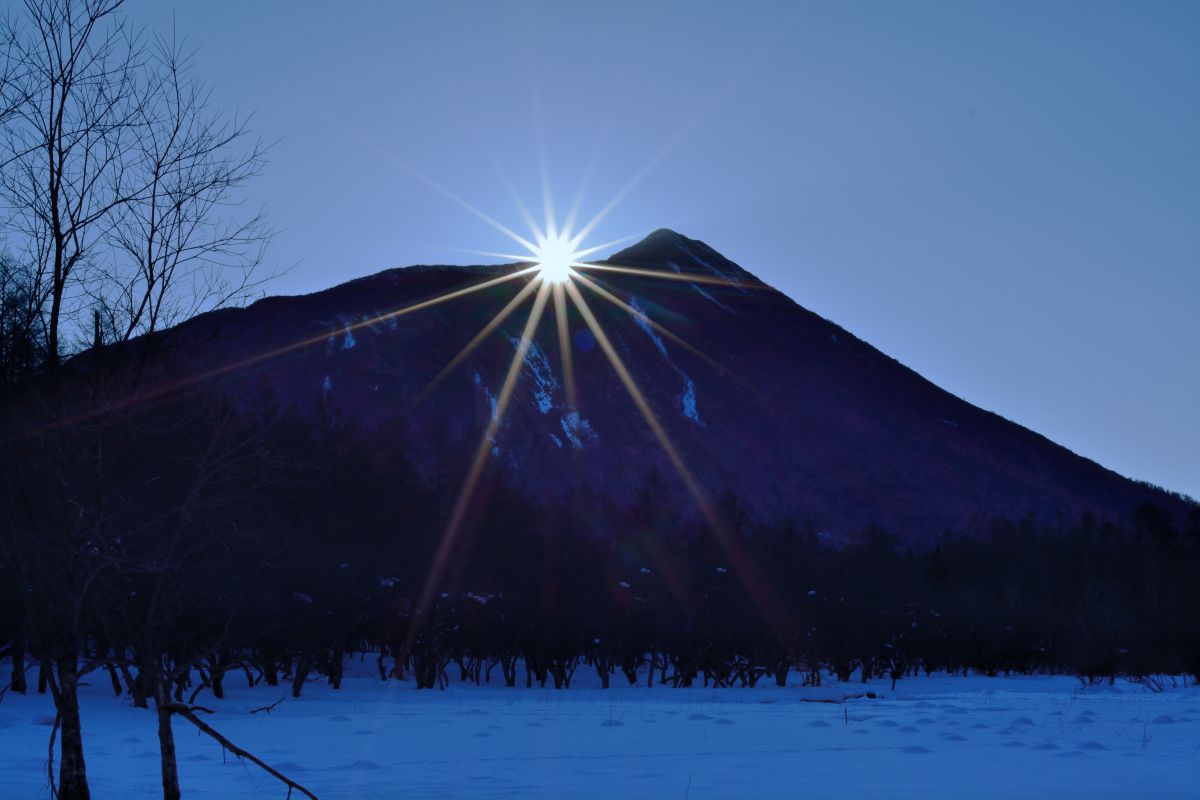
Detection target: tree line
<box><xmin>3</xmin><ymin>374</ymin><xmax>1199</xmax><ymax>798</ymax></box>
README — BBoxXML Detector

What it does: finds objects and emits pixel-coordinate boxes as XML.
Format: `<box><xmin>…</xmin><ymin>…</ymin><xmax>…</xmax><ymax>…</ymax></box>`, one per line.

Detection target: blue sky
<box><xmin>124</xmin><ymin>0</ymin><xmax>1199</xmax><ymax>498</ymax></box>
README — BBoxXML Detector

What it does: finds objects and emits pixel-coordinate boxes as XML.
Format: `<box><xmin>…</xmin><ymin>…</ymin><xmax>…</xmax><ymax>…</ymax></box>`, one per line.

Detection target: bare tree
<box><xmin>0</xmin><ymin>4</ymin><xmax>276</xmax><ymax>798</ymax></box>
<box><xmin>93</xmin><ymin>400</ymin><xmax>283</xmax><ymax>800</ymax></box>
<box><xmin>1</xmin><ymin>384</ymin><xmax>308</xmax><ymax>800</ymax></box>
<box><xmin>98</xmin><ymin>30</ymin><xmax>273</xmax><ymax>344</ymax></box>
<box><xmin>1</xmin><ymin>400</ymin><xmax>115</xmax><ymax>800</ymax></box>
<box><xmin>1</xmin><ymin>0</ymin><xmax>272</xmax><ymax>366</ymax></box>
<box><xmin>0</xmin><ymin>0</ymin><xmax>144</xmax><ymax>370</ymax></box>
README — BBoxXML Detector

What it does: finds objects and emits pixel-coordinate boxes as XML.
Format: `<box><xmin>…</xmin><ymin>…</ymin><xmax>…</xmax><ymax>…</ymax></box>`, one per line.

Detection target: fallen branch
<box><xmin>168</xmin><ymin>704</ymin><xmax>319</xmax><ymax>799</ymax></box>
<box><xmin>798</xmin><ymin>692</ymin><xmax>877</xmax><ymax>704</ymax></box>
<box><xmin>251</xmin><ymin>696</ymin><xmax>286</xmax><ymax>715</ymax></box>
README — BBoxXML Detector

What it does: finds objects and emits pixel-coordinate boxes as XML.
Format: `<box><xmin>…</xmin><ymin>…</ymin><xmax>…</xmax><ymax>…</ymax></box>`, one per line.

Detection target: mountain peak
<box><xmin>605</xmin><ymin>229</ymin><xmax>756</xmax><ymax>284</ymax></box>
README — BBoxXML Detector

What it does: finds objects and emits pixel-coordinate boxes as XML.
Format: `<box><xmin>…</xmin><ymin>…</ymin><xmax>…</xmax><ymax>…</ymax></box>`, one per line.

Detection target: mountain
<box><xmin>80</xmin><ymin>228</ymin><xmax>1189</xmax><ymax>545</ymax></box>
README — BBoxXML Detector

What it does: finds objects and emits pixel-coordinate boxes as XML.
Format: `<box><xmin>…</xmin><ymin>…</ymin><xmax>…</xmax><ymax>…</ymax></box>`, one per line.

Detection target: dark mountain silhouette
<box><xmin>75</xmin><ymin>228</ymin><xmax>1189</xmax><ymax>545</ymax></box>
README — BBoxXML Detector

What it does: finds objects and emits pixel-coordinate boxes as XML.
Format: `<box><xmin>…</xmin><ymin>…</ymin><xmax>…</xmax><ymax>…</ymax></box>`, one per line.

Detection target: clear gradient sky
<box><xmin>123</xmin><ymin>1</ymin><xmax>1198</xmax><ymax>498</ymax></box>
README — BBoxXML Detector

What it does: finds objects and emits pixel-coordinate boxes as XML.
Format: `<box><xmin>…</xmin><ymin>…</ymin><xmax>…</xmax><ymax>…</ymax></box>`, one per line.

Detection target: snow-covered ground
<box><xmin>1</xmin><ymin>661</ymin><xmax>1197</xmax><ymax>799</ymax></box>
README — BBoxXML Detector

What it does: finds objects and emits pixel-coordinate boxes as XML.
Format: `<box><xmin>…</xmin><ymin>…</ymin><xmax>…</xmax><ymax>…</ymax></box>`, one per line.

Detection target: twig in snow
<box><xmin>251</xmin><ymin>696</ymin><xmax>286</xmax><ymax>715</ymax></box>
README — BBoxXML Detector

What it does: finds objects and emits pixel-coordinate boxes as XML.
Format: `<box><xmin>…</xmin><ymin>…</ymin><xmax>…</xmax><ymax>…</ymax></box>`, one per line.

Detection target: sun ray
<box><xmin>334</xmin><ymin>122</ymin><xmax>540</xmax><ymax>254</ymax></box>
<box><xmin>410</xmin><ymin>276</ymin><xmax>544</xmax><ymax>407</ymax></box>
<box><xmin>481</xmin><ymin>146</ymin><xmax>545</xmax><ymax>247</ymax></box>
<box><xmin>564</xmin><ymin>282</ymin><xmax>794</xmax><ymax>643</ymax></box>
<box><xmin>569</xmin><ymin>230</ymin><xmax>653</xmax><ymax>261</ymax></box>
<box><xmin>567</xmin><ymin>103</ymin><xmax>725</xmax><ymax>248</ymax></box>
<box><xmin>561</xmin><ymin>123</ymin><xmax>612</xmax><ymax>237</ymax></box>
<box><xmin>445</xmin><ymin>247</ymin><xmax>537</xmax><ymax>263</ymax></box>
<box><xmin>574</xmin><ymin>262</ymin><xmax>761</xmax><ymax>289</ymax></box>
<box><xmin>552</xmin><ymin>282</ymin><xmax>577</xmax><ymax>409</ymax></box>
<box><xmin>407</xmin><ymin>281</ymin><xmax>553</xmax><ymax>646</ymax></box>
<box><xmin>15</xmin><ymin>267</ymin><xmax>540</xmax><ymax>442</ymax></box>
<box><xmin>563</xmin><ymin>282</ymin><xmax>713</xmax><ymax>520</ymax></box>
<box><xmin>568</xmin><ymin>9</ymin><xmax>801</xmax><ymax>248</ymax></box>
<box><xmin>560</xmin><ymin>171</ymin><xmax>587</xmax><ymax>240</ymax></box>
<box><xmin>535</xmin><ymin>112</ymin><xmax>558</xmax><ymax>241</ymax></box>
<box><xmin>570</xmin><ymin>271</ymin><xmax>728</xmax><ymax>376</ymax></box>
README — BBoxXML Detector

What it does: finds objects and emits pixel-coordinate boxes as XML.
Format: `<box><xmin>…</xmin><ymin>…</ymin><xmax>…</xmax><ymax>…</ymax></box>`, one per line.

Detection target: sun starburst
<box><xmin>531</xmin><ymin>231</ymin><xmax>579</xmax><ymax>284</ymax></box>
<box><xmin>236</xmin><ymin>123</ymin><xmax>785</xmax><ymax>648</ymax></box>
<box><xmin>397</xmin><ymin>183</ymin><xmax>779</xmax><ymax>652</ymax></box>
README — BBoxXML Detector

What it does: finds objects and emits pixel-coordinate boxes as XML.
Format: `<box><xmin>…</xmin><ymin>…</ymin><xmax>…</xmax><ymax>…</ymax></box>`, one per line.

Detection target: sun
<box><xmin>532</xmin><ymin>232</ymin><xmax>579</xmax><ymax>283</ymax></box>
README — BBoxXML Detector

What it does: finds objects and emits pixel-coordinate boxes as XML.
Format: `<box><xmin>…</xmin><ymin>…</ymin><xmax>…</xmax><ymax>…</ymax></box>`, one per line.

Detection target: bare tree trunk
<box><xmin>326</xmin><ymin>650</ymin><xmax>343</xmax><ymax>690</ymax></box>
<box><xmin>291</xmin><ymin>657</ymin><xmax>311</xmax><ymax>698</ymax></box>
<box><xmin>501</xmin><ymin>655</ymin><xmax>516</xmax><ymax>687</ymax></box>
<box><xmin>54</xmin><ymin>657</ymin><xmax>90</xmax><ymax>800</ymax></box>
<box><xmin>123</xmin><ymin>664</ymin><xmax>148</xmax><ymax>709</ymax></box>
<box><xmin>10</xmin><ymin>641</ymin><xmax>27</xmax><ymax>694</ymax></box>
<box><xmin>774</xmin><ymin>661</ymin><xmax>789</xmax><ymax>688</ymax></box>
<box><xmin>47</xmin><ymin>267</ymin><xmax>62</xmax><ymax>372</ymax></box>
<box><xmin>154</xmin><ymin>683</ymin><xmax>182</xmax><ymax>800</ymax></box>
<box><xmin>595</xmin><ymin>659</ymin><xmax>611</xmax><ymax>689</ymax></box>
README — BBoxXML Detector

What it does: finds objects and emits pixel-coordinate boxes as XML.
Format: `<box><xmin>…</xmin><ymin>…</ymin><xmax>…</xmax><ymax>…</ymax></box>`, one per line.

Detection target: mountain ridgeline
<box><xmin>82</xmin><ymin>227</ymin><xmax>1190</xmax><ymax>543</ymax></box>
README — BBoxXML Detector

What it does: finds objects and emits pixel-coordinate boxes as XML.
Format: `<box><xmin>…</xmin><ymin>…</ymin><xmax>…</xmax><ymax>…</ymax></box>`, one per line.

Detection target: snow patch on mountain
<box><xmin>628</xmin><ymin>297</ymin><xmax>705</xmax><ymax>427</ymax></box>
<box><xmin>359</xmin><ymin>311</ymin><xmax>390</xmax><ymax>334</ymax></box>
<box><xmin>629</xmin><ymin>298</ymin><xmax>668</xmax><ymax>358</ymax></box>
<box><xmin>324</xmin><ymin>316</ymin><xmax>363</xmax><ymax>353</ymax></box>
<box><xmin>509</xmin><ymin>338</ymin><xmax>558</xmax><ymax>414</ymax></box>
<box><xmin>471</xmin><ymin>372</ymin><xmax>502</xmax><ymax>458</ymax></box>
<box><xmin>560</xmin><ymin>412</ymin><xmax>597</xmax><ymax>449</ymax></box>
<box><xmin>680</xmin><ymin>377</ymin><xmax>702</xmax><ymax>424</ymax></box>
<box><xmin>667</xmin><ymin>260</ymin><xmax>730</xmax><ymax>311</ymax></box>
<box><xmin>678</xmin><ymin>241</ymin><xmax>746</xmax><ymax>294</ymax></box>
<box><xmin>472</xmin><ymin>371</ymin><xmax>499</xmax><ymax>422</ymax></box>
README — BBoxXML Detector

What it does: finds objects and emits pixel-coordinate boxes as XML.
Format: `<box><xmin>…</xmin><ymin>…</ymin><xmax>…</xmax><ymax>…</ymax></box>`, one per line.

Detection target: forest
<box><xmin>4</xmin><ymin>378</ymin><xmax>1199</xmax><ymax>713</ymax></box>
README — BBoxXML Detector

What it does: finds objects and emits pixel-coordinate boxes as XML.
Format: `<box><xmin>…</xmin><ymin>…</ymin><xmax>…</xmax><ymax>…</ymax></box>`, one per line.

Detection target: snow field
<box><xmin>1</xmin><ymin>662</ymin><xmax>1198</xmax><ymax>799</ymax></box>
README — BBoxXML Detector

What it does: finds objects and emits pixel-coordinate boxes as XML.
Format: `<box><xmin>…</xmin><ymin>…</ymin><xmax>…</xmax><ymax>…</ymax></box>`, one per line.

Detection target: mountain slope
<box><xmin>100</xmin><ymin>228</ymin><xmax>1189</xmax><ymax>544</ymax></box>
